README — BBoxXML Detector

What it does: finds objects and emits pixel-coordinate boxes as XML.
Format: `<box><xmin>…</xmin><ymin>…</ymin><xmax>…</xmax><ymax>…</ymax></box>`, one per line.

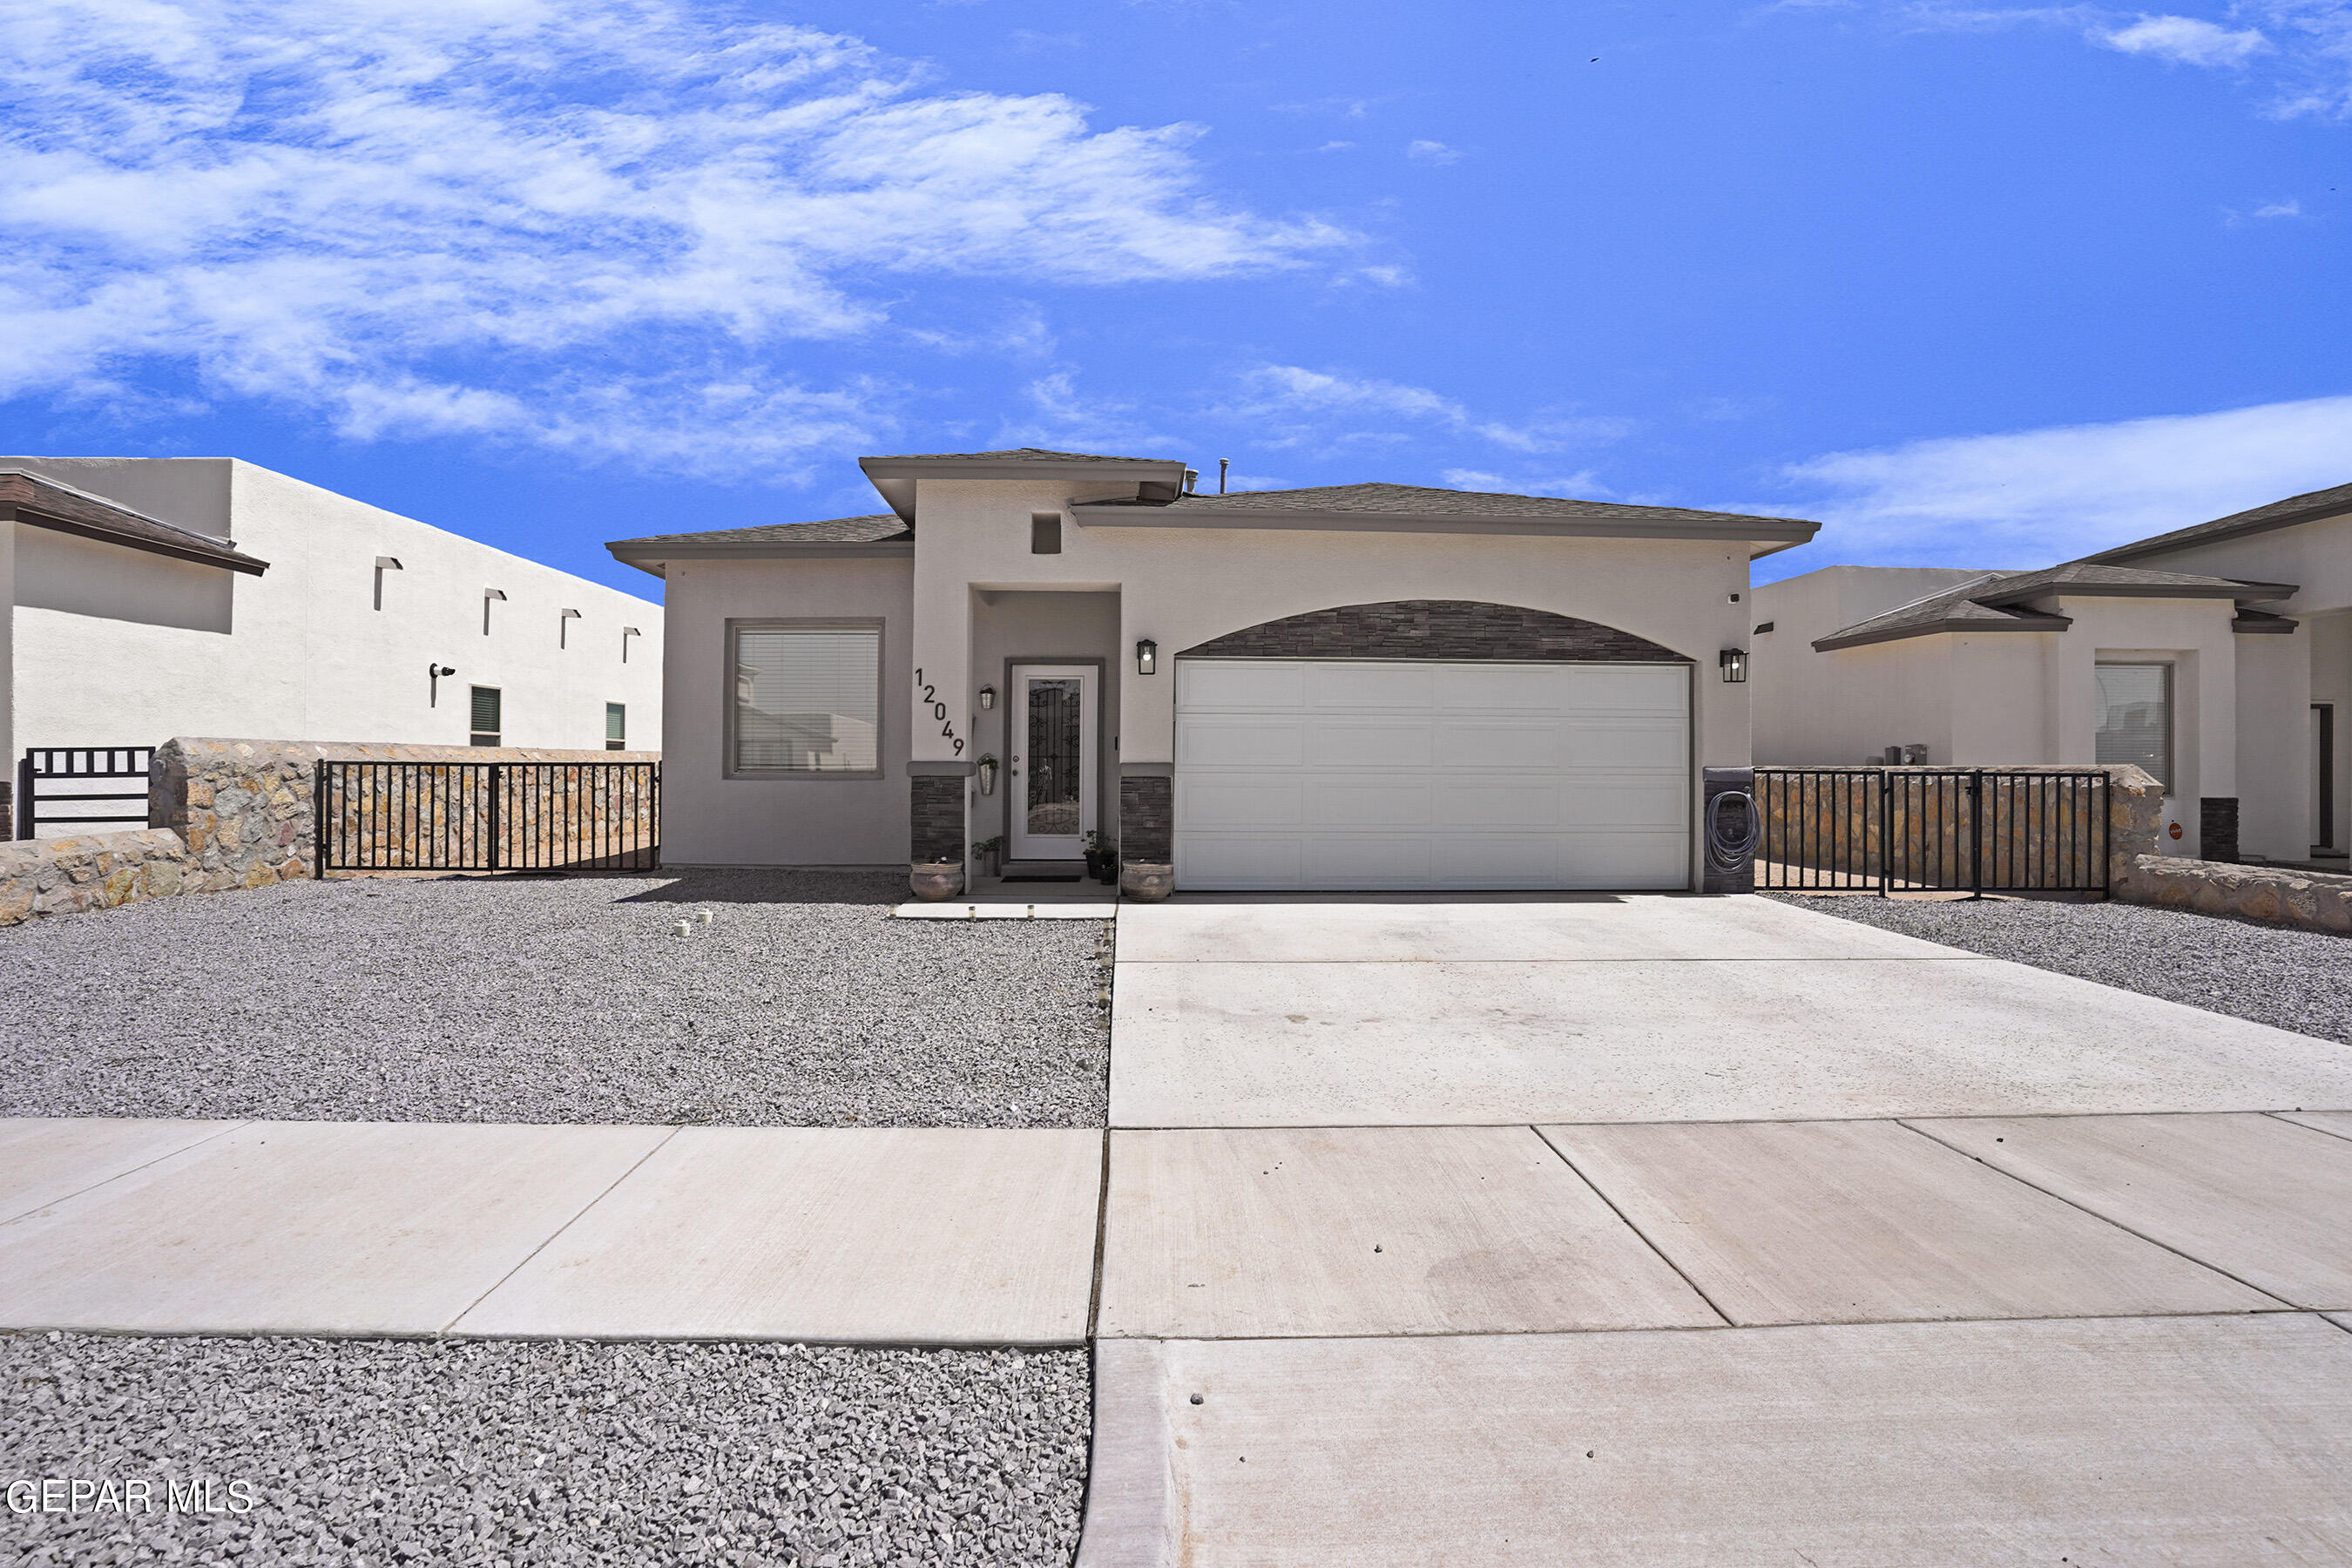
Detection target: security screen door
<box><xmin>1010</xmin><ymin>665</ymin><xmax>1096</xmax><ymax>860</ymax></box>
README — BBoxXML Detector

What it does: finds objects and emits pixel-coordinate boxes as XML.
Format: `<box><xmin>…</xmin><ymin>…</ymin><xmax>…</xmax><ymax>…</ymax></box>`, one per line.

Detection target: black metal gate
<box><xmin>1755</xmin><ymin>767</ymin><xmax>2110</xmax><ymax>896</ymax></box>
<box><xmin>15</xmin><ymin>747</ymin><xmax>154</xmax><ymax>839</ymax></box>
<box><xmin>315</xmin><ymin>760</ymin><xmax>659</xmax><ymax>874</ymax></box>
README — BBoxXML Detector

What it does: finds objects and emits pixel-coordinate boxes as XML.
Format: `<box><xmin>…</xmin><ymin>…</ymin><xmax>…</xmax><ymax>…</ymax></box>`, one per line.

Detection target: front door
<box><xmin>1010</xmin><ymin>664</ymin><xmax>1097</xmax><ymax>861</ymax></box>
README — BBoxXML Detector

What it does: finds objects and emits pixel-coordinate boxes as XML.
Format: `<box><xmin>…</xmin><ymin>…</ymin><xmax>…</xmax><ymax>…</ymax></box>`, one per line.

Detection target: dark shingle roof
<box><xmin>1074</xmin><ymin>482</ymin><xmax>1818</xmax><ymax>531</ymax></box>
<box><xmin>1816</xmin><ymin>564</ymin><xmax>2299</xmax><ymax>651</ymax></box>
<box><xmin>610</xmin><ymin>515</ymin><xmax>909</xmax><ymax>549</ymax></box>
<box><xmin>2079</xmin><ymin>479</ymin><xmax>2352</xmax><ymax>564</ymax></box>
<box><xmin>0</xmin><ymin>468</ymin><xmax>268</xmax><ymax>575</ymax></box>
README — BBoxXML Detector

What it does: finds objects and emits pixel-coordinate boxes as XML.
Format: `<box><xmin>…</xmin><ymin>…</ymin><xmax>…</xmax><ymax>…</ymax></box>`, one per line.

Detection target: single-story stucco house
<box><xmin>1751</xmin><ymin>478</ymin><xmax>2352</xmax><ymax>866</ymax></box>
<box><xmin>608</xmin><ymin>449</ymin><xmax>1820</xmax><ymax>893</ymax></box>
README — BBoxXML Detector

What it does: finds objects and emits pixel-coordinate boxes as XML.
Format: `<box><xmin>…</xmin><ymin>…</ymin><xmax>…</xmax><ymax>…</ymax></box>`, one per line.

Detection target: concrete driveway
<box><xmin>1085</xmin><ymin>895</ymin><xmax>2352</xmax><ymax>1566</ymax></box>
<box><xmin>1110</xmin><ymin>895</ymin><xmax>2352</xmax><ymax>1125</ymax></box>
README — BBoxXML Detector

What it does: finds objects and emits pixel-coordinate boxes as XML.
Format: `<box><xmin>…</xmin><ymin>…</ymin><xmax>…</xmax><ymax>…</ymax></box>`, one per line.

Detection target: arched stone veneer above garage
<box><xmin>1175</xmin><ymin>599</ymin><xmax>1692</xmax><ymax>663</ymax></box>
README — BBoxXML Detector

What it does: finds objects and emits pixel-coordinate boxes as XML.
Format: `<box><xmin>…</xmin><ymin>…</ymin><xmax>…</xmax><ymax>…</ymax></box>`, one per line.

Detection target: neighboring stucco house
<box><xmin>1752</xmin><ymin>479</ymin><xmax>2352</xmax><ymax>865</ymax></box>
<box><xmin>608</xmin><ymin>449</ymin><xmax>1817</xmax><ymax>893</ymax></box>
<box><xmin>3</xmin><ymin>457</ymin><xmax>664</xmax><ymax>836</ymax></box>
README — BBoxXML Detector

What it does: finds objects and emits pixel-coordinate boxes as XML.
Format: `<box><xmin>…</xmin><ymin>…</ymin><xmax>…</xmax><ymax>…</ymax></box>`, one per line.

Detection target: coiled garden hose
<box><xmin>1706</xmin><ymin>788</ymin><xmax>1762</xmax><ymax>873</ymax></box>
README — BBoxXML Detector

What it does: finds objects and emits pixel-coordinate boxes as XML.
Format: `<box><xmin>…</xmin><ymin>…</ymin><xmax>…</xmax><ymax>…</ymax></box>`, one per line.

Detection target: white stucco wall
<box><xmin>8</xmin><ymin>459</ymin><xmax>664</xmax><ymax>794</ymax></box>
<box><xmin>1751</xmin><ymin>566</ymin><xmax>2008</xmax><ymax>765</ymax></box>
<box><xmin>654</xmin><ymin>553</ymin><xmax>912</xmax><ymax>867</ymax></box>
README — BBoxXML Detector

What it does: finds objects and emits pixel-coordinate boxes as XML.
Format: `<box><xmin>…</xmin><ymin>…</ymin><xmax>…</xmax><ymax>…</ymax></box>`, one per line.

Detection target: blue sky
<box><xmin>3</xmin><ymin>0</ymin><xmax>2346</xmax><ymax>598</ymax></box>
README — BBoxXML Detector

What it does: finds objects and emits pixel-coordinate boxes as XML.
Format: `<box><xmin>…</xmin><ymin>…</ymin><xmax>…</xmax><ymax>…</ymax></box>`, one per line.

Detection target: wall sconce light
<box><xmin>428</xmin><ymin>663</ymin><xmax>456</xmax><ymax>706</ymax></box>
<box><xmin>1136</xmin><ymin>639</ymin><xmax>1158</xmax><ymax>676</ymax></box>
<box><xmin>559</xmin><ymin>606</ymin><xmax>581</xmax><ymax>649</ymax></box>
<box><xmin>621</xmin><ymin>626</ymin><xmax>641</xmax><ymax>662</ymax></box>
<box><xmin>483</xmin><ymin>587</ymin><xmax>506</xmax><ymax>636</ymax></box>
<box><xmin>978</xmin><ymin>685</ymin><xmax>997</xmax><ymax>710</ymax></box>
<box><xmin>372</xmin><ymin>555</ymin><xmax>403</xmax><ymax>612</ymax></box>
<box><xmin>1719</xmin><ymin>647</ymin><xmax>1748</xmax><ymax>683</ymax></box>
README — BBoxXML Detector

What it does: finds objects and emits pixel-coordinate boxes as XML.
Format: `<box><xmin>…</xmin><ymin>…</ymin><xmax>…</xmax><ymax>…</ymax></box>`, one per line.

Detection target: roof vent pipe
<box><xmin>1219</xmin><ymin>458</ymin><xmax>1230</xmax><ymax>494</ymax></box>
<box><xmin>1183</xmin><ymin>468</ymin><xmax>1198</xmax><ymax>495</ymax></box>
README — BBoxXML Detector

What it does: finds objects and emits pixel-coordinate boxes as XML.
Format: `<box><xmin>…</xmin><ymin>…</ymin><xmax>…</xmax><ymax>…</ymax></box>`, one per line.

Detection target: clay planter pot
<box><xmin>909</xmin><ymin>862</ymin><xmax>965</xmax><ymax>901</ymax></box>
<box><xmin>1119</xmin><ymin>861</ymin><xmax>1174</xmax><ymax>902</ymax></box>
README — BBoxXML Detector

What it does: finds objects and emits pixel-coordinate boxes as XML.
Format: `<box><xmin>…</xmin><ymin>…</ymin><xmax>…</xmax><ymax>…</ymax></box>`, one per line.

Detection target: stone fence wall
<box><xmin>1757</xmin><ymin>765</ymin><xmax>2162</xmax><ymax>892</ymax></box>
<box><xmin>0</xmin><ymin>738</ymin><xmax>659</xmax><ymax>928</ymax></box>
<box><xmin>2117</xmin><ymin>855</ymin><xmax>2352</xmax><ymax>934</ymax></box>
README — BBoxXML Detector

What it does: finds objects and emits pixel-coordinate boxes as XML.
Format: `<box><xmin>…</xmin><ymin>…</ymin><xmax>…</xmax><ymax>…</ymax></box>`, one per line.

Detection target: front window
<box><xmin>605</xmin><ymin>702</ymin><xmax>626</xmax><ymax>752</ymax></box>
<box><xmin>2095</xmin><ymin>663</ymin><xmax>2171</xmax><ymax>792</ymax></box>
<box><xmin>731</xmin><ymin>623</ymin><xmax>882</xmax><ymax>775</ymax></box>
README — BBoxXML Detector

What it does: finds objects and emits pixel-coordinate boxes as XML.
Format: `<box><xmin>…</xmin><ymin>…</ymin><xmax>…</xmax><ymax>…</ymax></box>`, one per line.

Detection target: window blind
<box><xmin>734</xmin><ymin>627</ymin><xmax>880</xmax><ymax>773</ymax></box>
<box><xmin>470</xmin><ymin>686</ymin><xmax>502</xmax><ymax>735</ymax></box>
<box><xmin>2094</xmin><ymin>663</ymin><xmax>2170</xmax><ymax>792</ymax></box>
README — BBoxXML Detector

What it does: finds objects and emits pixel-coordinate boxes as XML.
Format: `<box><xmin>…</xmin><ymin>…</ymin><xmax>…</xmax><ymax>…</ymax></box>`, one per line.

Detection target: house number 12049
<box><xmin>912</xmin><ymin>668</ymin><xmax>964</xmax><ymax>755</ymax></box>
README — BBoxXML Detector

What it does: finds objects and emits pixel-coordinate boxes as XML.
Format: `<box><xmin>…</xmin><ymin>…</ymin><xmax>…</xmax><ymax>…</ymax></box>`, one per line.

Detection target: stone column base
<box><xmin>1120</xmin><ymin>862</ymin><xmax>1174</xmax><ymax>902</ymax></box>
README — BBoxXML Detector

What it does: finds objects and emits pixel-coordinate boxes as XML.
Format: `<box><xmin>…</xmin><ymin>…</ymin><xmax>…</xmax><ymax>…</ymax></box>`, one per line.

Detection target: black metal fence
<box><xmin>15</xmin><ymin>747</ymin><xmax>155</xmax><ymax>840</ymax></box>
<box><xmin>1756</xmin><ymin>767</ymin><xmax>2110</xmax><ymax>896</ymax></box>
<box><xmin>315</xmin><ymin>760</ymin><xmax>659</xmax><ymax>874</ymax></box>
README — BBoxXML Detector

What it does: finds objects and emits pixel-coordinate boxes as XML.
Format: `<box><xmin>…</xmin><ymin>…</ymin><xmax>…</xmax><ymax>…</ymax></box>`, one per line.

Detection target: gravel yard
<box><xmin>0</xmin><ymin>1332</ymin><xmax>1088</xmax><ymax>1567</ymax></box>
<box><xmin>1770</xmin><ymin>893</ymin><xmax>2352</xmax><ymax>1043</ymax></box>
<box><xmin>0</xmin><ymin>872</ymin><xmax>1110</xmax><ymax>1127</ymax></box>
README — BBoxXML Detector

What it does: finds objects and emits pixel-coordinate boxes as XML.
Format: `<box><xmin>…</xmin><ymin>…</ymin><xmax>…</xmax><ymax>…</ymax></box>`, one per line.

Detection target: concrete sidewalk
<box><xmin>0</xmin><ymin>1119</ymin><xmax>1102</xmax><ymax>1342</ymax></box>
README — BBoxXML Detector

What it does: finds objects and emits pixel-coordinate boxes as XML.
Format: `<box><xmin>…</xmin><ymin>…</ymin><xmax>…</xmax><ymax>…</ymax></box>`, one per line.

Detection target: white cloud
<box><xmin>1772</xmin><ymin>394</ymin><xmax>2352</xmax><ymax>563</ymax></box>
<box><xmin>0</xmin><ymin>0</ymin><xmax>1348</xmax><ymax>475</ymax></box>
<box><xmin>2252</xmin><ymin>197</ymin><xmax>2306</xmax><ymax>215</ymax></box>
<box><xmin>1230</xmin><ymin>365</ymin><xmax>1633</xmax><ymax>455</ymax></box>
<box><xmin>1404</xmin><ymin>139</ymin><xmax>1461</xmax><ymax>165</ymax></box>
<box><xmin>2097</xmin><ymin>13</ymin><xmax>2270</xmax><ymax>64</ymax></box>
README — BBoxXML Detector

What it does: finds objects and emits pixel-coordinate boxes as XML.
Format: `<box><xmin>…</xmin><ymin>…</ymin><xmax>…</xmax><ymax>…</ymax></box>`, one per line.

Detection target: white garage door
<box><xmin>1175</xmin><ymin>659</ymin><xmax>1691</xmax><ymax>891</ymax></box>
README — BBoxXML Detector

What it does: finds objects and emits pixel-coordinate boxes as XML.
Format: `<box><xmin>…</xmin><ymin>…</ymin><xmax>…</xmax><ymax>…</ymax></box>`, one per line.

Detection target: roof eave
<box><xmin>1983</xmin><ymin>578</ymin><xmax>2299</xmax><ymax>606</ymax></box>
<box><xmin>857</xmin><ymin>454</ymin><xmax>1191</xmax><ymax>522</ymax></box>
<box><xmin>605</xmin><ymin>538</ymin><xmax>915</xmax><ymax>573</ymax></box>
<box><xmin>2079</xmin><ymin>500</ymin><xmax>2352</xmax><ymax>564</ymax></box>
<box><xmin>7</xmin><ymin>504</ymin><xmax>269</xmax><ymax>576</ymax></box>
<box><xmin>1812</xmin><ymin>614</ymin><xmax>2071</xmax><ymax>652</ymax></box>
<box><xmin>1071</xmin><ymin>505</ymin><xmax>1821</xmax><ymax>546</ymax></box>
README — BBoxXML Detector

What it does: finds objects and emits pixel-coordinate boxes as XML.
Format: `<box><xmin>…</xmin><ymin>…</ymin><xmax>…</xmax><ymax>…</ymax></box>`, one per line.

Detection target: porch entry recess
<box><xmin>1010</xmin><ymin>664</ymin><xmax>1098</xmax><ymax>861</ymax></box>
<box><xmin>1173</xmin><ymin>659</ymin><xmax>1692</xmax><ymax>892</ymax></box>
<box><xmin>315</xmin><ymin>760</ymin><xmax>659</xmax><ymax>874</ymax></box>
<box><xmin>1754</xmin><ymin>767</ymin><xmax>2110</xmax><ymax>896</ymax></box>
<box><xmin>16</xmin><ymin>747</ymin><xmax>155</xmax><ymax>839</ymax></box>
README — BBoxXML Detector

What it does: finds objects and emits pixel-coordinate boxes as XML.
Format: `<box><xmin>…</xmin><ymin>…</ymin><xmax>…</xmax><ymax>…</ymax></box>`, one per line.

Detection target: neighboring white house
<box><xmin>609</xmin><ymin>448</ymin><xmax>1817</xmax><ymax>892</ymax></box>
<box><xmin>3</xmin><ymin>456</ymin><xmax>663</xmax><ymax>836</ymax></box>
<box><xmin>1752</xmin><ymin>478</ymin><xmax>2352</xmax><ymax>865</ymax></box>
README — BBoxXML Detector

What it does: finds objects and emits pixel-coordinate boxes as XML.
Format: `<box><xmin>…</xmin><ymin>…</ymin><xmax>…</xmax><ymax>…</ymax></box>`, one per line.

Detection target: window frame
<box><xmin>724</xmin><ymin>617</ymin><xmax>887</xmax><ymax>781</ymax></box>
<box><xmin>469</xmin><ymin>685</ymin><xmax>503</xmax><ymax>748</ymax></box>
<box><xmin>605</xmin><ymin>701</ymin><xmax>626</xmax><ymax>753</ymax></box>
<box><xmin>2094</xmin><ymin>660</ymin><xmax>2173</xmax><ymax>794</ymax></box>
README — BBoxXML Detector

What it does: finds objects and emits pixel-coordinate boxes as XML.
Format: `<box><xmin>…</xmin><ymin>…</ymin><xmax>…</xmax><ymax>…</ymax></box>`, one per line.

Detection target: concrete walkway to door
<box><xmin>1083</xmin><ymin>894</ymin><xmax>2352</xmax><ymax>1567</ymax></box>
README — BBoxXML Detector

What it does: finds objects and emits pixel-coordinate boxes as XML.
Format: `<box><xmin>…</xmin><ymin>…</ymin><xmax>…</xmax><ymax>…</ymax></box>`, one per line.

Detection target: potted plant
<box><xmin>908</xmin><ymin>856</ymin><xmax>964</xmax><ymax>901</ymax></box>
<box><xmin>975</xmin><ymin>754</ymin><xmax>999</xmax><ymax>796</ymax></box>
<box><xmin>973</xmin><ymin>835</ymin><xmax>1006</xmax><ymax>879</ymax></box>
<box><xmin>1083</xmin><ymin>829</ymin><xmax>1117</xmax><ymax>885</ymax></box>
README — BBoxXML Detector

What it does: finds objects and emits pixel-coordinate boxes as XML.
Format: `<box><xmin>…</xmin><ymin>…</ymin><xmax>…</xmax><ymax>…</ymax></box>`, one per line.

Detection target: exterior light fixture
<box><xmin>1719</xmin><ymin>647</ymin><xmax>1748</xmax><ymax>684</ymax></box>
<box><xmin>978</xmin><ymin>684</ymin><xmax>997</xmax><ymax>710</ymax></box>
<box><xmin>482</xmin><ymin>587</ymin><xmax>506</xmax><ymax>636</ymax></box>
<box><xmin>559</xmin><ymin>606</ymin><xmax>581</xmax><ymax>648</ymax></box>
<box><xmin>1136</xmin><ymin>639</ymin><xmax>1158</xmax><ymax>676</ymax></box>
<box><xmin>428</xmin><ymin>663</ymin><xmax>457</xmax><ymax>706</ymax></box>
<box><xmin>621</xmin><ymin>626</ymin><xmax>641</xmax><ymax>662</ymax></box>
<box><xmin>372</xmin><ymin>556</ymin><xmax>403</xmax><ymax>612</ymax></box>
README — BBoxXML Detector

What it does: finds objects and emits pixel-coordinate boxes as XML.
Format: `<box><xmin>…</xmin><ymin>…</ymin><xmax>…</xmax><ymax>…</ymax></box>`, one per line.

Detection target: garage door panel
<box><xmin>1174</xmin><ymin>659</ymin><xmax>1689</xmax><ymax>891</ymax></box>
<box><xmin>1305</xmin><ymin>836</ymin><xmax>1434</xmax><ymax>885</ymax></box>
<box><xmin>1308</xmin><ymin>664</ymin><xmax>1437</xmax><ymax>709</ymax></box>
<box><xmin>1308</xmin><ymin>781</ymin><xmax>1436</xmax><ymax>827</ymax></box>
<box><xmin>1304</xmin><ymin>720</ymin><xmax>1433</xmax><ymax>768</ymax></box>
<box><xmin>1436</xmin><ymin>720</ymin><xmax>1569</xmax><ymax>769</ymax></box>
<box><xmin>1431</xmin><ymin>664</ymin><xmax>1565</xmax><ymax>711</ymax></box>
<box><xmin>1179</xmin><ymin>781</ymin><xmax>1303</xmax><ymax>828</ymax></box>
<box><xmin>1178</xmin><ymin>717</ymin><xmax>1307</xmax><ymax>767</ymax></box>
<box><xmin>1180</xmin><ymin>835</ymin><xmax>1304</xmax><ymax>885</ymax></box>
<box><xmin>1178</xmin><ymin>661</ymin><xmax>1308</xmax><ymax>711</ymax></box>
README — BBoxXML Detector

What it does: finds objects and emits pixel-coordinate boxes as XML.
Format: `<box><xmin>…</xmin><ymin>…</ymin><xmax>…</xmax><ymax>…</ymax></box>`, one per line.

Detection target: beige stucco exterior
<box><xmin>627</xmin><ymin>461</ymin><xmax>1798</xmax><ymax>888</ymax></box>
<box><xmin>1754</xmin><ymin>497</ymin><xmax>2351</xmax><ymax>863</ymax></box>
